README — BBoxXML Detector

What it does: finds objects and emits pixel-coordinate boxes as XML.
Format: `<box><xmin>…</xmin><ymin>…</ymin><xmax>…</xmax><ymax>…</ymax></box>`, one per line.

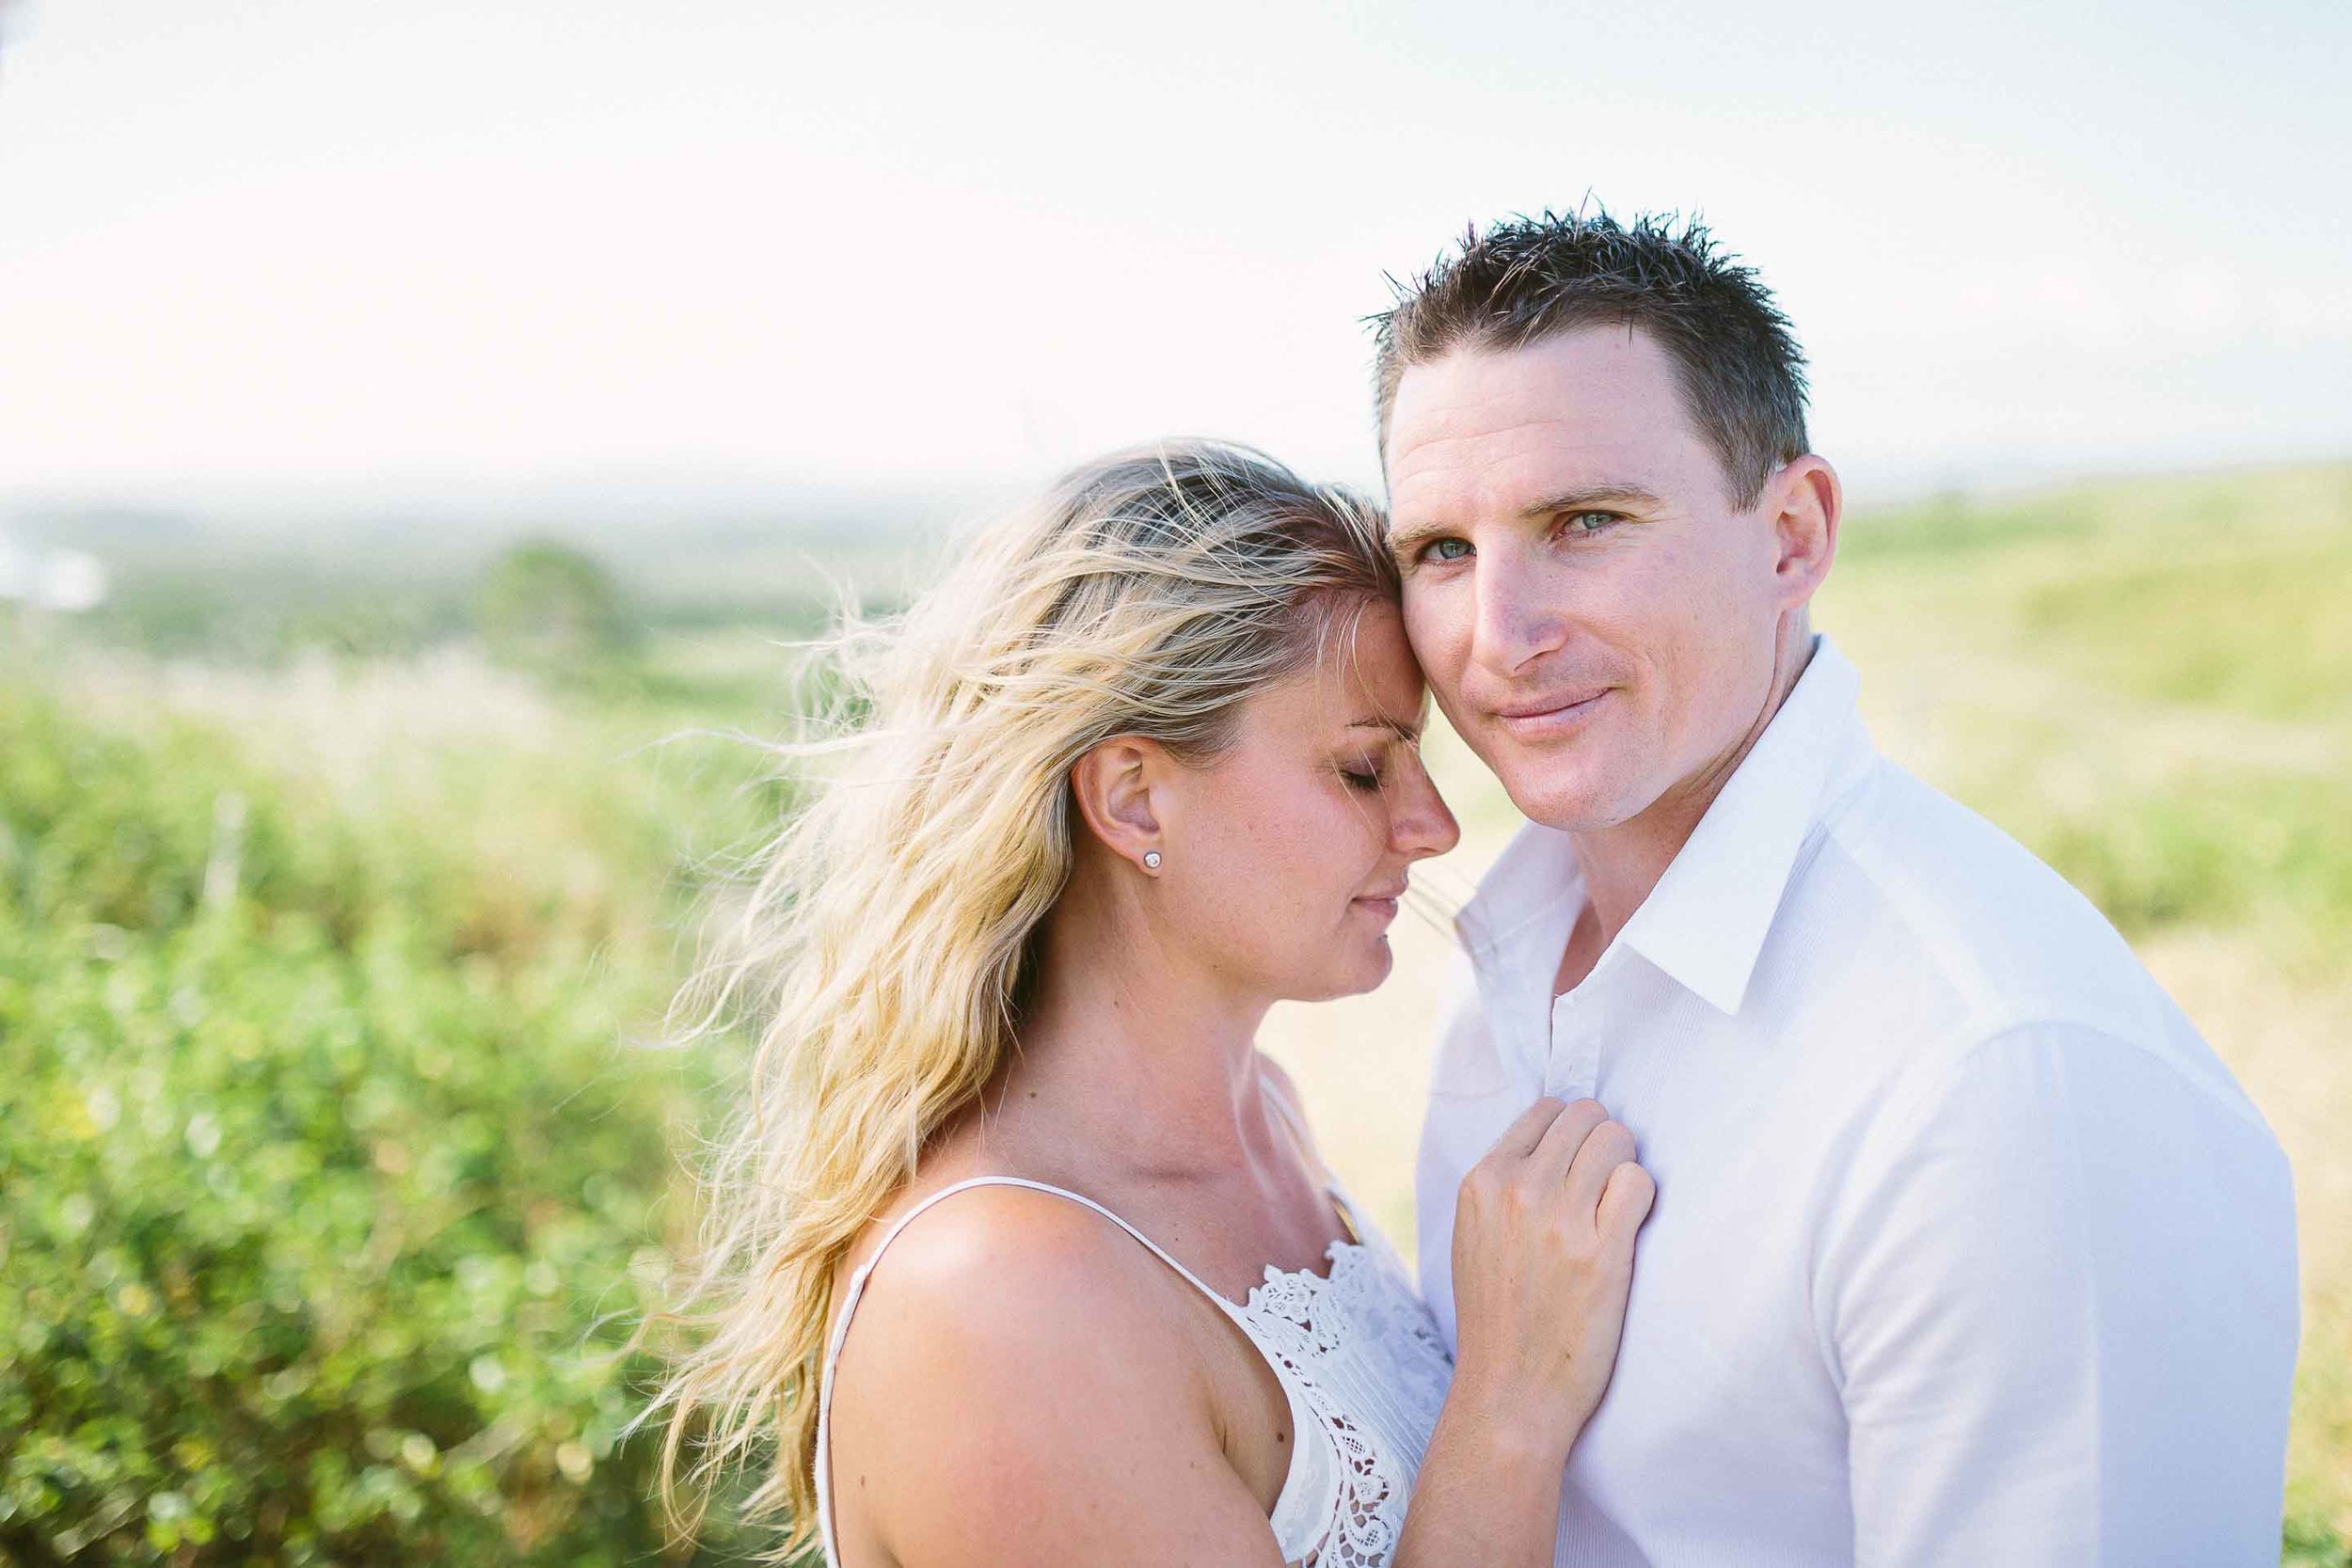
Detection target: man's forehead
<box><xmin>1384</xmin><ymin>331</ymin><xmax>1706</xmax><ymax>518</ymax></box>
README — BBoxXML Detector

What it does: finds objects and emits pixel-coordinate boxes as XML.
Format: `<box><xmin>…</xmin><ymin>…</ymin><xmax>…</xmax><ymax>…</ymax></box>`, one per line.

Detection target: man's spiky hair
<box><xmin>1371</xmin><ymin>208</ymin><xmax>1811</xmax><ymax>508</ymax></box>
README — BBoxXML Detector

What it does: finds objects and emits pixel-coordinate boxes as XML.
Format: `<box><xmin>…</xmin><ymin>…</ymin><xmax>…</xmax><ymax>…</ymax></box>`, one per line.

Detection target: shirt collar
<box><xmin>1454</xmin><ymin>633</ymin><xmax>1878</xmax><ymax>1022</ymax></box>
<box><xmin>1616</xmin><ymin>634</ymin><xmax>1872</xmax><ymax>1013</ymax></box>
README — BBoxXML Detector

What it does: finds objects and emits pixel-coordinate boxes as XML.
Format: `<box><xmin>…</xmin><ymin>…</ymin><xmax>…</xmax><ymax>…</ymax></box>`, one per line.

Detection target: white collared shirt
<box><xmin>1415</xmin><ymin>634</ymin><xmax>2299</xmax><ymax>1567</ymax></box>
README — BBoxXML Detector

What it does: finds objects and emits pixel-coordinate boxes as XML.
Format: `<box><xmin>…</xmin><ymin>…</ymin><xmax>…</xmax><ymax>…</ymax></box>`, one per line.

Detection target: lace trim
<box><xmin>1238</xmin><ymin>1244</ymin><xmax>1455</xmax><ymax>1567</ymax></box>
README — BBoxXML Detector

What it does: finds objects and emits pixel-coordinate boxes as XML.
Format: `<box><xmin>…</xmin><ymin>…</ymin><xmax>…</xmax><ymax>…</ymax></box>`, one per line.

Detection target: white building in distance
<box><xmin>0</xmin><ymin>530</ymin><xmax>108</xmax><ymax>611</ymax></box>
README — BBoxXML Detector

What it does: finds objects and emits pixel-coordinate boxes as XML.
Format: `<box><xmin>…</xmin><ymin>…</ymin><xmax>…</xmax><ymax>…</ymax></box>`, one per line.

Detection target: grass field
<box><xmin>4</xmin><ymin>458</ymin><xmax>2346</xmax><ymax>1560</ymax></box>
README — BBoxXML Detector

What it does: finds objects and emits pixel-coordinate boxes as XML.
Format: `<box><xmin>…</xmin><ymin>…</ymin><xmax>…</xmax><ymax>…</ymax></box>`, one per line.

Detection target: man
<box><xmin>1383</xmin><ymin>211</ymin><xmax>2299</xmax><ymax>1565</ymax></box>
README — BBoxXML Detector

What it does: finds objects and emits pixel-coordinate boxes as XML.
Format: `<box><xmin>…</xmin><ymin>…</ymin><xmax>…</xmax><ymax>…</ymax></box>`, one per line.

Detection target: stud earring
<box><xmin>1142</xmin><ymin>850</ymin><xmax>1163</xmax><ymax>870</ymax></box>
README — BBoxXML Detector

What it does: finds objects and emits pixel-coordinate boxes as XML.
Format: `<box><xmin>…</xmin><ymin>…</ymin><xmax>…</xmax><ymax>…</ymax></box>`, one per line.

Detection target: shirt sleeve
<box><xmin>1821</xmin><ymin>1020</ymin><xmax>2298</xmax><ymax>1567</ymax></box>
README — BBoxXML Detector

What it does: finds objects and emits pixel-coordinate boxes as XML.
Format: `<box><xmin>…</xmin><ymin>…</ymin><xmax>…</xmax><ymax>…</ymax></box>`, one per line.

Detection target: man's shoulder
<box><xmin>1801</xmin><ymin>756</ymin><xmax>2159</xmax><ymax>1036</ymax></box>
<box><xmin>1748</xmin><ymin>758</ymin><xmax>2283</xmax><ymax>1170</ymax></box>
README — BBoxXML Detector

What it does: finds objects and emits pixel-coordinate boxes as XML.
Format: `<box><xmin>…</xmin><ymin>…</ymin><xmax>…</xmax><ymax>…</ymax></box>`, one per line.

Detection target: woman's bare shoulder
<box><xmin>830</xmin><ymin>1180</ymin><xmax>1204</xmax><ymax>1413</ymax></box>
<box><xmin>824</xmin><ymin>1182</ymin><xmax>1280</xmax><ymax>1565</ymax></box>
<box><xmin>855</xmin><ymin>1180</ymin><xmax>1174</xmax><ymax>1319</ymax></box>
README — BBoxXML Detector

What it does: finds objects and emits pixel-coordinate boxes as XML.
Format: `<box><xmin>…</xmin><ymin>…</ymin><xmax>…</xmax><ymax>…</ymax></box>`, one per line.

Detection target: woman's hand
<box><xmin>1446</xmin><ymin>1097</ymin><xmax>1655</xmax><ymax>1468</ymax></box>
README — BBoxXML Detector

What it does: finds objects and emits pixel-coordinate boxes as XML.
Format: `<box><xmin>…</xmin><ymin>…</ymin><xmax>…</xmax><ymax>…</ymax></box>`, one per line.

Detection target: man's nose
<box><xmin>1471</xmin><ymin>557</ymin><xmax>1568</xmax><ymax>676</ymax></box>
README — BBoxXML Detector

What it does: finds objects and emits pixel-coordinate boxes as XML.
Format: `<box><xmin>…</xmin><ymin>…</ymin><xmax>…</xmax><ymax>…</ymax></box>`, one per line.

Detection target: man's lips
<box><xmin>1489</xmin><ymin>688</ymin><xmax>1611</xmax><ymax>739</ymax></box>
<box><xmin>1352</xmin><ymin>882</ymin><xmax>1408</xmax><ymax>922</ymax></box>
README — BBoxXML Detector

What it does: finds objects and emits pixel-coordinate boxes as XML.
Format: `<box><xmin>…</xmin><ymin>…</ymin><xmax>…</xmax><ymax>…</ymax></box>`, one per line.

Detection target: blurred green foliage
<box><xmin>19</xmin><ymin>502</ymin><xmax>923</xmax><ymax>668</ymax></box>
<box><xmin>2022</xmin><ymin>539</ymin><xmax>2352</xmax><ymax>724</ymax></box>
<box><xmin>2287</xmin><ymin>1514</ymin><xmax>2352</xmax><ymax>1568</ymax></box>
<box><xmin>0</xmin><ymin>673</ymin><xmax>767</xmax><ymax>1563</ymax></box>
<box><xmin>84</xmin><ymin>570</ymin><xmax>469</xmax><ymax>664</ymax></box>
<box><xmin>0</xmin><ymin>458</ymin><xmax>2344</xmax><ymax>1562</ymax></box>
<box><xmin>476</xmin><ymin>543</ymin><xmax>639</xmax><ymax>676</ymax></box>
<box><xmin>1829</xmin><ymin>462</ymin><xmax>2352</xmax><ymax>975</ymax></box>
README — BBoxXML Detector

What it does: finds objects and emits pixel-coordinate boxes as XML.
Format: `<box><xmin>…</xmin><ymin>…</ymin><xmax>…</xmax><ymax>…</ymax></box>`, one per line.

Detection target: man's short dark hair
<box><xmin>1372</xmin><ymin>209</ymin><xmax>1811</xmax><ymax>508</ymax></box>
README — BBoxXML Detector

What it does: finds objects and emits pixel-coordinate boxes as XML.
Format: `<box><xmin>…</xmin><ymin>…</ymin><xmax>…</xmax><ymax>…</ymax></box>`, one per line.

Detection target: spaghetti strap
<box><xmin>812</xmin><ymin>1174</ymin><xmax>1336</xmax><ymax>1566</ymax></box>
<box><xmin>845</xmin><ymin>1175</ymin><xmax>1239</xmax><ymax>1326</ymax></box>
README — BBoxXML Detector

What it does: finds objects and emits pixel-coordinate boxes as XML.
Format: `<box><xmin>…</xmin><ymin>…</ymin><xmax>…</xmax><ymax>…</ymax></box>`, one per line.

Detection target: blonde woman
<box><xmin>648</xmin><ymin>443</ymin><xmax>1655</xmax><ymax>1566</ymax></box>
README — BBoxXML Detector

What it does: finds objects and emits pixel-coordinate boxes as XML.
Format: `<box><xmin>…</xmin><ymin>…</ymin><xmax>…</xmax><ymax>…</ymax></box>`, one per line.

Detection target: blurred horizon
<box><xmin>4</xmin><ymin>0</ymin><xmax>2348</xmax><ymax>519</ymax></box>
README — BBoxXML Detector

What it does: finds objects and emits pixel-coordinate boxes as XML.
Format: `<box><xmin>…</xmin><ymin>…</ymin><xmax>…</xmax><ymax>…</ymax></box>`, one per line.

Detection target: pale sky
<box><xmin>2</xmin><ymin>0</ymin><xmax>2346</xmax><ymax>511</ymax></box>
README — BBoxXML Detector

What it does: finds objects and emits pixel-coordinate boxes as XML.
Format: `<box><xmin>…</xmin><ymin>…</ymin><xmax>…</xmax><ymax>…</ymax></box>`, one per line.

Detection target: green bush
<box><xmin>476</xmin><ymin>543</ymin><xmax>639</xmax><ymax>676</ymax></box>
<box><xmin>2286</xmin><ymin>1513</ymin><xmax>2352</xmax><ymax>1568</ymax></box>
<box><xmin>0</xmin><ymin>680</ymin><xmax>753</xmax><ymax>1563</ymax></box>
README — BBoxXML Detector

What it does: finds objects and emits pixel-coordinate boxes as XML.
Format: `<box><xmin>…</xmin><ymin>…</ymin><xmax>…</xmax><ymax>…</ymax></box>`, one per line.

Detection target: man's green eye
<box><xmin>1426</xmin><ymin>537</ymin><xmax>1471</xmax><ymax>562</ymax></box>
<box><xmin>1566</xmin><ymin>511</ymin><xmax>1615</xmax><ymax>533</ymax></box>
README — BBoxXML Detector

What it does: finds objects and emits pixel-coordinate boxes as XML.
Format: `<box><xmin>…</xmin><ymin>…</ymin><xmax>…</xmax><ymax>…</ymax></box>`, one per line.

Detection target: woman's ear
<box><xmin>1070</xmin><ymin>736</ymin><xmax>1168</xmax><ymax>874</ymax></box>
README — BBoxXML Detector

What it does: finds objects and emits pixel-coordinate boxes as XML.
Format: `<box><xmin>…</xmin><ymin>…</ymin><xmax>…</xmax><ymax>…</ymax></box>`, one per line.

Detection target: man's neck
<box><xmin>1555</xmin><ymin>624</ymin><xmax>1818</xmax><ymax>996</ymax></box>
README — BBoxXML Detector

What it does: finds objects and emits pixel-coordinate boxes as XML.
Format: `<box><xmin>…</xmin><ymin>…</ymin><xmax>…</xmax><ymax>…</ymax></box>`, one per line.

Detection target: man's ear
<box><xmin>1070</xmin><ymin>736</ymin><xmax>1168</xmax><ymax>874</ymax></box>
<box><xmin>1767</xmin><ymin>454</ymin><xmax>1841</xmax><ymax>611</ymax></box>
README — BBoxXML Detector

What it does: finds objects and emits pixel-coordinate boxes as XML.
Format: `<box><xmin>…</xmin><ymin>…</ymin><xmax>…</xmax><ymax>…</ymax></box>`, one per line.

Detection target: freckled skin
<box><xmin>1385</xmin><ymin>327</ymin><xmax>1832</xmax><ymax>857</ymax></box>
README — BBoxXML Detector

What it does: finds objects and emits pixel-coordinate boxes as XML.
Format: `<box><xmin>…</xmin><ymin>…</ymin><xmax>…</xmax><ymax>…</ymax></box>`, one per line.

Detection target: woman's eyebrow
<box><xmin>1349</xmin><ymin>715</ymin><xmax>1422</xmax><ymax>741</ymax></box>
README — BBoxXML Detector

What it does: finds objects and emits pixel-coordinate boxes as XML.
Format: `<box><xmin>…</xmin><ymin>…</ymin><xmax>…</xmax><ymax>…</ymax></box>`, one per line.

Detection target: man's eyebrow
<box><xmin>1516</xmin><ymin>483</ymin><xmax>1665</xmax><ymax>519</ymax></box>
<box><xmin>1386</xmin><ymin>515</ymin><xmax>1454</xmax><ymax>562</ymax></box>
<box><xmin>1348</xmin><ymin>715</ymin><xmax>1422</xmax><ymax>741</ymax></box>
<box><xmin>1388</xmin><ymin>483</ymin><xmax>1665</xmax><ymax>561</ymax></box>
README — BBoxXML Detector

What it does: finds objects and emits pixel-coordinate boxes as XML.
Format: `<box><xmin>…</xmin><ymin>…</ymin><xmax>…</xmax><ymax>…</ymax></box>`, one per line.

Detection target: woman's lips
<box><xmin>1493</xmin><ymin>689</ymin><xmax>1609</xmax><ymax>740</ymax></box>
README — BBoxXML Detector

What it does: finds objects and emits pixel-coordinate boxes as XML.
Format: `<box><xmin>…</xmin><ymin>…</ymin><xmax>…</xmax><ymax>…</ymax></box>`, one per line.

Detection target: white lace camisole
<box><xmin>813</xmin><ymin>1085</ymin><xmax>1456</xmax><ymax>1567</ymax></box>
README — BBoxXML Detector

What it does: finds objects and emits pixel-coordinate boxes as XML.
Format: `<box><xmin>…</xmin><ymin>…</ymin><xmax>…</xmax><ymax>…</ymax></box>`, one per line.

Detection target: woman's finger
<box><xmin>1482</xmin><ymin>1097</ymin><xmax>1569</xmax><ymax>1163</ymax></box>
<box><xmin>1528</xmin><ymin>1098</ymin><xmax>1611</xmax><ymax>1184</ymax></box>
<box><xmin>1596</xmin><ymin>1159</ymin><xmax>1658</xmax><ymax>1242</ymax></box>
<box><xmin>1565</xmin><ymin>1118</ymin><xmax>1639</xmax><ymax>1213</ymax></box>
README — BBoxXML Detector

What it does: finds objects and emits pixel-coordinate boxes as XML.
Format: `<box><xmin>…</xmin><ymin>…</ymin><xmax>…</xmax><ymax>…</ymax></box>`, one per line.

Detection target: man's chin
<box><xmin>1496</xmin><ymin>768</ymin><xmax>1634</xmax><ymax>835</ymax></box>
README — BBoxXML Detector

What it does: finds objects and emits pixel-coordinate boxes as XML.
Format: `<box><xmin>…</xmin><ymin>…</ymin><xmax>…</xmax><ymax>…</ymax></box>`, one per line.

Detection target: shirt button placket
<box><xmin>1546</xmin><ymin>989</ymin><xmax>1601</xmax><ymax>1103</ymax></box>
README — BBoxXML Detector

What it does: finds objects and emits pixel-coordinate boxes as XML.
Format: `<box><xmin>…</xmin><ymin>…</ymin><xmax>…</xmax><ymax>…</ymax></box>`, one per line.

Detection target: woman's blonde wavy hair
<box><xmin>640</xmin><ymin>440</ymin><xmax>1398</xmax><ymax>1555</ymax></box>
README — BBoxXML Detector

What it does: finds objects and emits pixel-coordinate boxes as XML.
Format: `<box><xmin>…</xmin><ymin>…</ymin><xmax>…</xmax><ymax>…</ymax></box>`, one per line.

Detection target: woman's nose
<box><xmin>1393</xmin><ymin>756</ymin><xmax>1461</xmax><ymax>860</ymax></box>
